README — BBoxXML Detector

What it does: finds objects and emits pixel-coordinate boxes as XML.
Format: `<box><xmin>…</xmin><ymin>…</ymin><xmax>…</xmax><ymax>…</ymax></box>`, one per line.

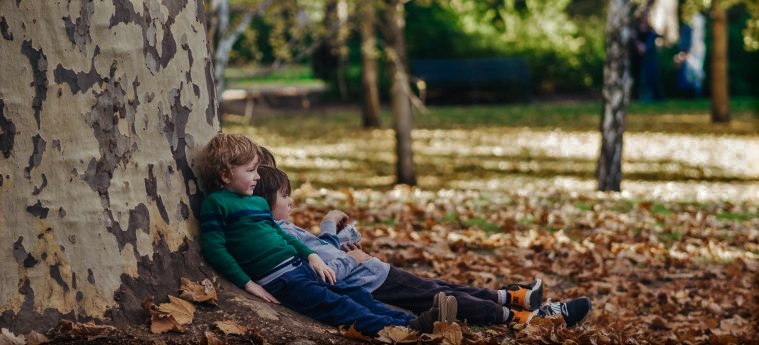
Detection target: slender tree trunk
<box><xmin>360</xmin><ymin>1</ymin><xmax>382</xmax><ymax>128</ymax></box>
<box><xmin>0</xmin><ymin>0</ymin><xmax>218</xmax><ymax>333</ymax></box>
<box><xmin>710</xmin><ymin>0</ymin><xmax>730</xmax><ymax>123</ymax></box>
<box><xmin>210</xmin><ymin>0</ymin><xmax>272</xmax><ymax>102</ymax></box>
<box><xmin>597</xmin><ymin>0</ymin><xmax>633</xmax><ymax>191</ymax></box>
<box><xmin>384</xmin><ymin>0</ymin><xmax>416</xmax><ymax>185</ymax></box>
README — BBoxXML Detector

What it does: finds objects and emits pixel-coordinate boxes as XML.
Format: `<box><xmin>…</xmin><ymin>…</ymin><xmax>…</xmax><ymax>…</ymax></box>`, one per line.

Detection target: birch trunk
<box><xmin>598</xmin><ymin>0</ymin><xmax>633</xmax><ymax>191</ymax></box>
<box><xmin>0</xmin><ymin>0</ymin><xmax>218</xmax><ymax>333</ymax></box>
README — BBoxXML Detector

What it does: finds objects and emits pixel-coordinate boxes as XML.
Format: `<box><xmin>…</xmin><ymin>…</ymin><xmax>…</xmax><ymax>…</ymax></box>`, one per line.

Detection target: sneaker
<box><xmin>503</xmin><ymin>278</ymin><xmax>543</xmax><ymax>310</ymax></box>
<box><xmin>410</xmin><ymin>293</ymin><xmax>457</xmax><ymax>333</ymax></box>
<box><xmin>508</xmin><ymin>307</ymin><xmax>536</xmax><ymax>325</ymax></box>
<box><xmin>536</xmin><ymin>297</ymin><xmax>592</xmax><ymax>327</ymax></box>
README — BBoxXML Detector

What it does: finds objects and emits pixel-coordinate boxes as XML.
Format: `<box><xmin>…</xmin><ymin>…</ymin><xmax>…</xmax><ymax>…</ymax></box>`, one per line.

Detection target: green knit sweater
<box><xmin>199</xmin><ymin>189</ymin><xmax>314</xmax><ymax>288</ymax></box>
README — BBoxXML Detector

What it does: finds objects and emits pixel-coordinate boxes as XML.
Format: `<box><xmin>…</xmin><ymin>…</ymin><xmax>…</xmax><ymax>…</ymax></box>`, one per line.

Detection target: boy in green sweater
<box><xmin>197</xmin><ymin>133</ymin><xmax>457</xmax><ymax>336</ymax></box>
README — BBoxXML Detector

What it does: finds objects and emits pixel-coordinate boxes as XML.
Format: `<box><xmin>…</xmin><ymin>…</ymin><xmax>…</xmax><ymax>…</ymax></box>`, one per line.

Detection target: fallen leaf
<box><xmin>377</xmin><ymin>326</ymin><xmax>417</xmax><ymax>344</ymax></box>
<box><xmin>213</xmin><ymin>320</ymin><xmax>248</xmax><ymax>336</ymax></box>
<box><xmin>0</xmin><ymin>328</ymin><xmax>25</xmax><ymax>345</ymax></box>
<box><xmin>158</xmin><ymin>296</ymin><xmax>196</xmax><ymax>326</ymax></box>
<box><xmin>24</xmin><ymin>331</ymin><xmax>48</xmax><ymax>345</ymax></box>
<box><xmin>338</xmin><ymin>324</ymin><xmax>372</xmax><ymax>342</ymax></box>
<box><xmin>143</xmin><ymin>296</ymin><xmax>195</xmax><ymax>334</ymax></box>
<box><xmin>55</xmin><ymin>320</ymin><xmax>115</xmax><ymax>337</ymax></box>
<box><xmin>179</xmin><ymin>278</ymin><xmax>218</xmax><ymax>305</ymax></box>
<box><xmin>432</xmin><ymin>322</ymin><xmax>462</xmax><ymax>345</ymax></box>
<box><xmin>201</xmin><ymin>331</ymin><xmax>223</xmax><ymax>345</ymax></box>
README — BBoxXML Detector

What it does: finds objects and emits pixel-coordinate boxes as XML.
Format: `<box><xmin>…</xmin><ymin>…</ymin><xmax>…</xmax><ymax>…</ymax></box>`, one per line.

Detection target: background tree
<box><xmin>597</xmin><ymin>0</ymin><xmax>633</xmax><ymax>191</ymax></box>
<box><xmin>0</xmin><ymin>0</ymin><xmax>218</xmax><ymax>332</ymax></box>
<box><xmin>208</xmin><ymin>0</ymin><xmax>274</xmax><ymax>99</ymax></box>
<box><xmin>710</xmin><ymin>0</ymin><xmax>730</xmax><ymax>122</ymax></box>
<box><xmin>359</xmin><ymin>0</ymin><xmax>382</xmax><ymax>128</ymax></box>
<box><xmin>382</xmin><ymin>0</ymin><xmax>416</xmax><ymax>185</ymax></box>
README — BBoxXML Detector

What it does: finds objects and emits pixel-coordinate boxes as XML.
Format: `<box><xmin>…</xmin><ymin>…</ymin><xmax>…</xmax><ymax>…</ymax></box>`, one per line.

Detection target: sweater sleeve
<box><xmin>274</xmin><ymin>222</ymin><xmax>314</xmax><ymax>259</ymax></box>
<box><xmin>199</xmin><ymin>197</ymin><xmax>251</xmax><ymax>288</ymax></box>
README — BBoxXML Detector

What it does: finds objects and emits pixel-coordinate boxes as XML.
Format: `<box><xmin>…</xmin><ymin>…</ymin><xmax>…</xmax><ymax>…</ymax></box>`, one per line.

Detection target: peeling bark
<box><xmin>0</xmin><ymin>17</ymin><xmax>12</xmax><ymax>40</ymax></box>
<box><xmin>0</xmin><ymin>0</ymin><xmax>218</xmax><ymax>334</ymax></box>
<box><xmin>0</xmin><ymin>100</ymin><xmax>15</xmax><ymax>158</ymax></box>
<box><xmin>20</xmin><ymin>40</ymin><xmax>48</xmax><ymax>129</ymax></box>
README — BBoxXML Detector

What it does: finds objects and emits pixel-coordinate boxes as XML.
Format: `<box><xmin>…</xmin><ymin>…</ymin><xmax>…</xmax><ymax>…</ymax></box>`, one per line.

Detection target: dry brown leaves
<box><xmin>291</xmin><ymin>186</ymin><xmax>759</xmax><ymax>344</ymax></box>
<box><xmin>213</xmin><ymin>320</ymin><xmax>248</xmax><ymax>336</ymax></box>
<box><xmin>179</xmin><ymin>278</ymin><xmax>218</xmax><ymax>305</ymax></box>
<box><xmin>142</xmin><ymin>295</ymin><xmax>196</xmax><ymax>334</ymax></box>
<box><xmin>54</xmin><ymin>320</ymin><xmax>114</xmax><ymax>340</ymax></box>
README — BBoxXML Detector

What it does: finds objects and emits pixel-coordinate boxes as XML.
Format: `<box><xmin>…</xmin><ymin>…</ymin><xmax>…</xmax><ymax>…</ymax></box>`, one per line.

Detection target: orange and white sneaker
<box><xmin>508</xmin><ymin>307</ymin><xmax>536</xmax><ymax>325</ymax></box>
<box><xmin>502</xmin><ymin>278</ymin><xmax>543</xmax><ymax>310</ymax></box>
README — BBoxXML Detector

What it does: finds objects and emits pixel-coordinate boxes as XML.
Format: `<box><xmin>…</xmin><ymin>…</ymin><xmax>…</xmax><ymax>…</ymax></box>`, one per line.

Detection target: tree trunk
<box><xmin>710</xmin><ymin>0</ymin><xmax>730</xmax><ymax>123</ymax></box>
<box><xmin>0</xmin><ymin>0</ymin><xmax>218</xmax><ymax>333</ymax></box>
<box><xmin>360</xmin><ymin>1</ymin><xmax>382</xmax><ymax>128</ymax></box>
<box><xmin>384</xmin><ymin>0</ymin><xmax>416</xmax><ymax>185</ymax></box>
<box><xmin>597</xmin><ymin>0</ymin><xmax>633</xmax><ymax>192</ymax></box>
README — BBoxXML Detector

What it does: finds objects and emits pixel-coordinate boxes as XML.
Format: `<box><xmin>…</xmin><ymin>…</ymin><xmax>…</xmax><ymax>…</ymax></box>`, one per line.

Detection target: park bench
<box><xmin>411</xmin><ymin>58</ymin><xmax>531</xmax><ymax>104</ymax></box>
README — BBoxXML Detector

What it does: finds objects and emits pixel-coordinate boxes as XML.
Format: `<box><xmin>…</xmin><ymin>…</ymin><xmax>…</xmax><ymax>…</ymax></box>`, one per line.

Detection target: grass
<box><xmin>224</xmin><ymin>64</ymin><xmax>325</xmax><ymax>89</ymax></box>
<box><xmin>716</xmin><ymin>211</ymin><xmax>757</xmax><ymax>222</ymax></box>
<box><xmin>239</xmin><ymin>97</ymin><xmax>758</xmax><ymax>136</ymax></box>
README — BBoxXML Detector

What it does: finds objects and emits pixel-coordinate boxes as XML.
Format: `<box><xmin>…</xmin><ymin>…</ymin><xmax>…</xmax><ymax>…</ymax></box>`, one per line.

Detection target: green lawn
<box><xmin>234</xmin><ymin>97</ymin><xmax>758</xmax><ymax>138</ymax></box>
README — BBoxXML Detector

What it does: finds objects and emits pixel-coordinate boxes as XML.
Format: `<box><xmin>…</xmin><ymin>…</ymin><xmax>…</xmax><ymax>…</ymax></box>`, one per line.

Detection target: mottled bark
<box><xmin>597</xmin><ymin>0</ymin><xmax>633</xmax><ymax>192</ymax></box>
<box><xmin>384</xmin><ymin>0</ymin><xmax>416</xmax><ymax>185</ymax></box>
<box><xmin>360</xmin><ymin>1</ymin><xmax>381</xmax><ymax>128</ymax></box>
<box><xmin>0</xmin><ymin>0</ymin><xmax>218</xmax><ymax>333</ymax></box>
<box><xmin>710</xmin><ymin>0</ymin><xmax>730</xmax><ymax>123</ymax></box>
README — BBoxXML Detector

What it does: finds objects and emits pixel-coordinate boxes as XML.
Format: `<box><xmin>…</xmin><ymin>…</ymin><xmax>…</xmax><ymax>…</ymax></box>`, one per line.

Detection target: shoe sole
<box><xmin>435</xmin><ymin>292</ymin><xmax>448</xmax><ymax>323</ymax></box>
<box><xmin>525</xmin><ymin>278</ymin><xmax>543</xmax><ymax>310</ymax></box>
<box><xmin>444</xmin><ymin>296</ymin><xmax>457</xmax><ymax>323</ymax></box>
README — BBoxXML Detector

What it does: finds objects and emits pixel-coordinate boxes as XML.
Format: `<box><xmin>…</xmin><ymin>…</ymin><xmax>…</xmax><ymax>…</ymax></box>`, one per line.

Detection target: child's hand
<box><xmin>346</xmin><ymin>249</ymin><xmax>371</xmax><ymax>264</ymax></box>
<box><xmin>323</xmin><ymin>210</ymin><xmax>349</xmax><ymax>231</ymax></box>
<box><xmin>244</xmin><ymin>281</ymin><xmax>280</xmax><ymax>304</ymax></box>
<box><xmin>308</xmin><ymin>253</ymin><xmax>336</xmax><ymax>284</ymax></box>
<box><xmin>340</xmin><ymin>242</ymin><xmax>363</xmax><ymax>252</ymax></box>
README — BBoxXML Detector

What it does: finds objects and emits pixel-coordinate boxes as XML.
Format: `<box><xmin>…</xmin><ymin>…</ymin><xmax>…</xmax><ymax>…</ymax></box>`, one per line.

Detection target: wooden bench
<box><xmin>411</xmin><ymin>58</ymin><xmax>531</xmax><ymax>104</ymax></box>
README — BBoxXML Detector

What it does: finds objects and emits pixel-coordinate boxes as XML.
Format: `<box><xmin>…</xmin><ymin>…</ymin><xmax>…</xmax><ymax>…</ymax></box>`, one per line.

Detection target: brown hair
<box><xmin>252</xmin><ymin>166</ymin><xmax>291</xmax><ymax>210</ymax></box>
<box><xmin>259</xmin><ymin>146</ymin><xmax>277</xmax><ymax>167</ymax></box>
<box><xmin>198</xmin><ymin>133</ymin><xmax>261</xmax><ymax>191</ymax></box>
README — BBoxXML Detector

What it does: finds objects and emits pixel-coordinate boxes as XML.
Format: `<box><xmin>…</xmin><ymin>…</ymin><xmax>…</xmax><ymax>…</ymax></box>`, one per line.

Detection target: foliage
<box><xmin>283</xmin><ymin>184</ymin><xmax>758</xmax><ymax>343</ymax></box>
<box><xmin>402</xmin><ymin>0</ymin><xmax>606</xmax><ymax>94</ymax></box>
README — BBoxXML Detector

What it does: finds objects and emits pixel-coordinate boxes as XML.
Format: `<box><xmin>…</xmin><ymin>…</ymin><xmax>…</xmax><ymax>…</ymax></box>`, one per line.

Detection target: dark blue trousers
<box><xmin>372</xmin><ymin>267</ymin><xmax>505</xmax><ymax>325</ymax></box>
<box><xmin>263</xmin><ymin>264</ymin><xmax>414</xmax><ymax>336</ymax></box>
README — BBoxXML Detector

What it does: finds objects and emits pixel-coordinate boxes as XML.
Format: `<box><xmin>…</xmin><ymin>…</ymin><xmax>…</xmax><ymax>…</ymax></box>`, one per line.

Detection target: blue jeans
<box><xmin>263</xmin><ymin>264</ymin><xmax>413</xmax><ymax>336</ymax></box>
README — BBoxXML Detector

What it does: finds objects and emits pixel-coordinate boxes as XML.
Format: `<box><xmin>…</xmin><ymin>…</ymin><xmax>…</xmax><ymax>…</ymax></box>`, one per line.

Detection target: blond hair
<box><xmin>199</xmin><ymin>133</ymin><xmax>261</xmax><ymax>191</ymax></box>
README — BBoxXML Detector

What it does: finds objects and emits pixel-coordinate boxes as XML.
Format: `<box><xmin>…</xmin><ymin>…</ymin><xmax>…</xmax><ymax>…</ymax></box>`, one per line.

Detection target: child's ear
<box><xmin>220</xmin><ymin>169</ymin><xmax>233</xmax><ymax>185</ymax></box>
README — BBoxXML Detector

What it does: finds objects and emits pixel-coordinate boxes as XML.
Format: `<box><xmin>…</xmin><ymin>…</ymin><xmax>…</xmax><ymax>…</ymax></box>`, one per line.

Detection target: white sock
<box><xmin>503</xmin><ymin>307</ymin><xmax>510</xmax><ymax>323</ymax></box>
<box><xmin>497</xmin><ymin>289</ymin><xmax>508</xmax><ymax>305</ymax></box>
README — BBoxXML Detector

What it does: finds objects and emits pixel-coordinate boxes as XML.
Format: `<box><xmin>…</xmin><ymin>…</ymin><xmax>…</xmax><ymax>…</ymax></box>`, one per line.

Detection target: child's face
<box><xmin>221</xmin><ymin>157</ymin><xmax>260</xmax><ymax>196</ymax></box>
<box><xmin>271</xmin><ymin>190</ymin><xmax>291</xmax><ymax>221</ymax></box>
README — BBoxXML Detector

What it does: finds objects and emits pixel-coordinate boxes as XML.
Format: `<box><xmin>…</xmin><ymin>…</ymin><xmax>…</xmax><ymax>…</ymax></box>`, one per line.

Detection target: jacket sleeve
<box><xmin>318</xmin><ymin>233</ymin><xmax>359</xmax><ymax>281</ymax></box>
<box><xmin>274</xmin><ymin>222</ymin><xmax>315</xmax><ymax>259</ymax></box>
<box><xmin>199</xmin><ymin>197</ymin><xmax>251</xmax><ymax>289</ymax></box>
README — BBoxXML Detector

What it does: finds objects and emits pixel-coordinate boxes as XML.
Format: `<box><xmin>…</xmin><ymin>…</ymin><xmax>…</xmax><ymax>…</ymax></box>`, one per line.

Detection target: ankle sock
<box><xmin>497</xmin><ymin>290</ymin><xmax>509</xmax><ymax>305</ymax></box>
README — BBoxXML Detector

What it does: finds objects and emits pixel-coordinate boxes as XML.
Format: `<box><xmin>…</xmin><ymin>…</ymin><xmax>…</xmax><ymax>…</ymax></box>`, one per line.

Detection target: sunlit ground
<box><xmin>222</xmin><ymin>100</ymin><xmax>758</xmax><ymax>342</ymax></box>
<box><xmin>224</xmin><ymin>99</ymin><xmax>759</xmax><ymax>203</ymax></box>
